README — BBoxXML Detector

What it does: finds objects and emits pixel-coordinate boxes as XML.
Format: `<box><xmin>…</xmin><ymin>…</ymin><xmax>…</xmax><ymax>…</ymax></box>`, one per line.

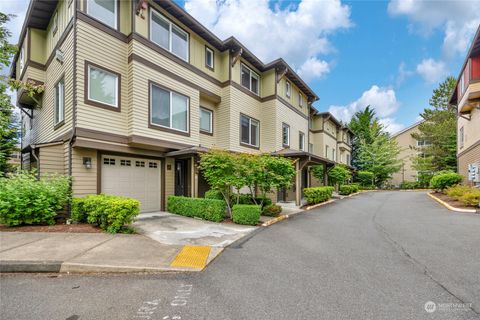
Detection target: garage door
<box><xmin>101</xmin><ymin>155</ymin><xmax>161</xmax><ymax>212</ymax></box>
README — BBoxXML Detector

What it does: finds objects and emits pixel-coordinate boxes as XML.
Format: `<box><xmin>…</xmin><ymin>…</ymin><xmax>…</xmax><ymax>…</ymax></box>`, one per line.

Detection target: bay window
<box><xmin>150</xmin><ymin>9</ymin><xmax>189</xmax><ymax>61</ymax></box>
<box><xmin>240</xmin><ymin>114</ymin><xmax>259</xmax><ymax>147</ymax></box>
<box><xmin>150</xmin><ymin>83</ymin><xmax>189</xmax><ymax>133</ymax></box>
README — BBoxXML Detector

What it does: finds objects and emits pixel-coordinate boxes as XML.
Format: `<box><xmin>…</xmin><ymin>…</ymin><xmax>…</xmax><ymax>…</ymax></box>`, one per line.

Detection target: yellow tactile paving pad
<box><xmin>170</xmin><ymin>245</ymin><xmax>211</xmax><ymax>269</ymax></box>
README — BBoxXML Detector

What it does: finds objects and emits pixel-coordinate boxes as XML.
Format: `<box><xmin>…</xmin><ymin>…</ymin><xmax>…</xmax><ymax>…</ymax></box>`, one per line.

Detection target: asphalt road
<box><xmin>1</xmin><ymin>191</ymin><xmax>479</xmax><ymax>320</ymax></box>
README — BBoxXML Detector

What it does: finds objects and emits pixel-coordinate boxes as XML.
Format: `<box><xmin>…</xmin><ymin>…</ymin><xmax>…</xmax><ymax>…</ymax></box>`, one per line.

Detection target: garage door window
<box><xmin>120</xmin><ymin>160</ymin><xmax>131</xmax><ymax>166</ymax></box>
<box><xmin>136</xmin><ymin>161</ymin><xmax>145</xmax><ymax>167</ymax></box>
<box><xmin>103</xmin><ymin>158</ymin><xmax>115</xmax><ymax>165</ymax></box>
<box><xmin>149</xmin><ymin>162</ymin><xmax>158</xmax><ymax>168</ymax></box>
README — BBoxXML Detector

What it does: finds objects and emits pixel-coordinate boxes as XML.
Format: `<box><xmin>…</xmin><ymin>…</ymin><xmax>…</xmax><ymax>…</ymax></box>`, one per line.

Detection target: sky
<box><xmin>2</xmin><ymin>0</ymin><xmax>480</xmax><ymax>134</ymax></box>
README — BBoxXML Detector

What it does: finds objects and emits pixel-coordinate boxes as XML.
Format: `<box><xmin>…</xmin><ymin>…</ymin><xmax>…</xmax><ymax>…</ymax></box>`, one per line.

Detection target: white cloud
<box><xmin>329</xmin><ymin>85</ymin><xmax>400</xmax><ymax>123</ymax></box>
<box><xmin>388</xmin><ymin>0</ymin><xmax>480</xmax><ymax>58</ymax></box>
<box><xmin>416</xmin><ymin>58</ymin><xmax>448</xmax><ymax>84</ymax></box>
<box><xmin>378</xmin><ymin>117</ymin><xmax>405</xmax><ymax>135</ymax></box>
<box><xmin>395</xmin><ymin>62</ymin><xmax>414</xmax><ymax>87</ymax></box>
<box><xmin>184</xmin><ymin>0</ymin><xmax>352</xmax><ymax>80</ymax></box>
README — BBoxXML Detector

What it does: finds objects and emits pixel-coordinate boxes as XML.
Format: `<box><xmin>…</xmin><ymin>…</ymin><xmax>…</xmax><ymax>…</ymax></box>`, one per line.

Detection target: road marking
<box><xmin>170</xmin><ymin>246</ymin><xmax>211</xmax><ymax>269</ymax></box>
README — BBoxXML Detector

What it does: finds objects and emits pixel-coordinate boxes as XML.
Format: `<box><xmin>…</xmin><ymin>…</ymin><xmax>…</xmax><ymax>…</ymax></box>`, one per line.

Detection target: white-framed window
<box><xmin>55</xmin><ymin>78</ymin><xmax>64</xmax><ymax>125</ymax></box>
<box><xmin>87</xmin><ymin>0</ymin><xmax>117</xmax><ymax>29</ymax></box>
<box><xmin>52</xmin><ymin>11</ymin><xmax>58</xmax><ymax>35</ymax></box>
<box><xmin>205</xmin><ymin>46</ymin><xmax>214</xmax><ymax>69</ymax></box>
<box><xmin>460</xmin><ymin>126</ymin><xmax>464</xmax><ymax>148</ymax></box>
<box><xmin>88</xmin><ymin>65</ymin><xmax>119</xmax><ymax>108</ymax></box>
<box><xmin>240</xmin><ymin>114</ymin><xmax>259</xmax><ymax>147</ymax></box>
<box><xmin>199</xmin><ymin>107</ymin><xmax>213</xmax><ymax>134</ymax></box>
<box><xmin>346</xmin><ymin>154</ymin><xmax>351</xmax><ymax>165</ymax></box>
<box><xmin>299</xmin><ymin>92</ymin><xmax>304</xmax><ymax>108</ymax></box>
<box><xmin>286</xmin><ymin>81</ymin><xmax>291</xmax><ymax>98</ymax></box>
<box><xmin>240</xmin><ymin>64</ymin><xmax>259</xmax><ymax>95</ymax></box>
<box><xmin>150</xmin><ymin>9</ymin><xmax>189</xmax><ymax>62</ymax></box>
<box><xmin>299</xmin><ymin>132</ymin><xmax>305</xmax><ymax>151</ymax></box>
<box><xmin>150</xmin><ymin>83</ymin><xmax>189</xmax><ymax>133</ymax></box>
<box><xmin>19</xmin><ymin>47</ymin><xmax>24</xmax><ymax>74</ymax></box>
<box><xmin>282</xmin><ymin>123</ymin><xmax>290</xmax><ymax>147</ymax></box>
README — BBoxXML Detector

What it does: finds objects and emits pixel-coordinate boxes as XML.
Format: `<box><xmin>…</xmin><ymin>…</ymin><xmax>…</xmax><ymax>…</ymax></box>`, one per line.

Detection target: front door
<box><xmin>175</xmin><ymin>160</ymin><xmax>188</xmax><ymax>196</ymax></box>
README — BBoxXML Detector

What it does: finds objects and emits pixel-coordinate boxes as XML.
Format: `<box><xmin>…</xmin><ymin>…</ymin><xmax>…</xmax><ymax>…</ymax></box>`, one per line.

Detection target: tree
<box><xmin>356</xmin><ymin>133</ymin><xmax>402</xmax><ymax>187</ymax></box>
<box><xmin>412</xmin><ymin>76</ymin><xmax>457</xmax><ymax>172</ymax></box>
<box><xmin>327</xmin><ymin>165</ymin><xmax>351</xmax><ymax>188</ymax></box>
<box><xmin>254</xmin><ymin>155</ymin><xmax>295</xmax><ymax>205</ymax></box>
<box><xmin>0</xmin><ymin>12</ymin><xmax>18</xmax><ymax>176</ymax></box>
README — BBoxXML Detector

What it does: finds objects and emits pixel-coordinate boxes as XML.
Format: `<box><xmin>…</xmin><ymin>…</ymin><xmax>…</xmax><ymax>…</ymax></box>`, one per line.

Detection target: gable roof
<box><xmin>390</xmin><ymin>120</ymin><xmax>424</xmax><ymax>138</ymax></box>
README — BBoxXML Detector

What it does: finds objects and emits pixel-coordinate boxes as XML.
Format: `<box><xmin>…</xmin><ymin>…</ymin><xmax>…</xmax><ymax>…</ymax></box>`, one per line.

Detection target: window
<box><xmin>55</xmin><ymin>78</ymin><xmax>64</xmax><ymax>125</ymax></box>
<box><xmin>19</xmin><ymin>47</ymin><xmax>24</xmax><ymax>74</ymax></box>
<box><xmin>87</xmin><ymin>0</ymin><xmax>117</xmax><ymax>29</ymax></box>
<box><xmin>332</xmin><ymin>149</ymin><xmax>335</xmax><ymax>161</ymax></box>
<box><xmin>103</xmin><ymin>158</ymin><xmax>115</xmax><ymax>165</ymax></box>
<box><xmin>199</xmin><ymin>107</ymin><xmax>212</xmax><ymax>134</ymax></box>
<box><xmin>150</xmin><ymin>83</ymin><xmax>189</xmax><ymax>133</ymax></box>
<box><xmin>149</xmin><ymin>162</ymin><xmax>158</xmax><ymax>168</ymax></box>
<box><xmin>205</xmin><ymin>46</ymin><xmax>214</xmax><ymax>69</ymax></box>
<box><xmin>325</xmin><ymin>145</ymin><xmax>329</xmax><ymax>158</ymax></box>
<box><xmin>282</xmin><ymin>123</ymin><xmax>290</xmax><ymax>147</ymax></box>
<box><xmin>52</xmin><ymin>11</ymin><xmax>58</xmax><ymax>35</ymax></box>
<box><xmin>285</xmin><ymin>81</ymin><xmax>291</xmax><ymax>98</ymax></box>
<box><xmin>120</xmin><ymin>160</ymin><xmax>131</xmax><ymax>166</ymax></box>
<box><xmin>241</xmin><ymin>64</ymin><xmax>259</xmax><ymax>95</ymax></box>
<box><xmin>309</xmin><ymin>143</ymin><xmax>314</xmax><ymax>153</ymax></box>
<box><xmin>136</xmin><ymin>161</ymin><xmax>145</xmax><ymax>167</ymax></box>
<box><xmin>240</xmin><ymin>114</ymin><xmax>259</xmax><ymax>147</ymax></box>
<box><xmin>346</xmin><ymin>154</ymin><xmax>351</xmax><ymax>165</ymax></box>
<box><xmin>150</xmin><ymin>9</ymin><xmax>189</xmax><ymax>61</ymax></box>
<box><xmin>299</xmin><ymin>132</ymin><xmax>305</xmax><ymax>151</ymax></box>
<box><xmin>299</xmin><ymin>93</ymin><xmax>304</xmax><ymax>108</ymax></box>
<box><xmin>88</xmin><ymin>64</ymin><xmax>119</xmax><ymax>108</ymax></box>
<box><xmin>460</xmin><ymin>126</ymin><xmax>464</xmax><ymax>148</ymax></box>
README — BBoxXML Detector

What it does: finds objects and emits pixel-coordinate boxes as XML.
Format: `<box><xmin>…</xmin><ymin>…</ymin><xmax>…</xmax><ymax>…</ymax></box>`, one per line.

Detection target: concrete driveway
<box><xmin>133</xmin><ymin>211</ymin><xmax>256</xmax><ymax>247</ymax></box>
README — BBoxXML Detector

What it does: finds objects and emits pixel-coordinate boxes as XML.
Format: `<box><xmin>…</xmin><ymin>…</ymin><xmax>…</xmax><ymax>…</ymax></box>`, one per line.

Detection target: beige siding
<box><xmin>45</xmin><ymin>0</ymin><xmax>73</xmax><ymax>62</ymax></box>
<box><xmin>29</xmin><ymin>29</ymin><xmax>47</xmax><ymax>64</ymax></box>
<box><xmin>76</xmin><ymin>20</ymin><xmax>129</xmax><ymax>136</ymax></box>
<box><xmin>39</xmin><ymin>143</ymin><xmax>65</xmax><ymax>176</ymax></box>
<box><xmin>458</xmin><ymin>106</ymin><xmax>480</xmax><ymax>153</ymax></box>
<box><xmin>277</xmin><ymin>77</ymin><xmax>308</xmax><ymax>116</ymax></box>
<box><xmin>390</xmin><ymin>125</ymin><xmax>421</xmax><ymax>186</ymax></box>
<box><xmin>275</xmin><ymin>100</ymin><xmax>309</xmax><ymax>151</ymax></box>
<box><xmin>29</xmin><ymin>28</ymin><xmax>74</xmax><ymax>145</ymax></box>
<box><xmin>458</xmin><ymin>144</ymin><xmax>480</xmax><ymax>185</ymax></box>
<box><xmin>71</xmin><ymin>147</ymin><xmax>98</xmax><ymax>197</ymax></box>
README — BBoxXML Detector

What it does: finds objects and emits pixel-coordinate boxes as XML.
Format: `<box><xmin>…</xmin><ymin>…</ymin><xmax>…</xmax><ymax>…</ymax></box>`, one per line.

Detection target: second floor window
<box><xmin>150</xmin><ymin>83</ymin><xmax>189</xmax><ymax>133</ymax></box>
<box><xmin>299</xmin><ymin>92</ymin><xmax>303</xmax><ymax>108</ymax></box>
<box><xmin>200</xmin><ymin>107</ymin><xmax>212</xmax><ymax>134</ymax></box>
<box><xmin>299</xmin><ymin>132</ymin><xmax>305</xmax><ymax>151</ymax></box>
<box><xmin>241</xmin><ymin>64</ymin><xmax>259</xmax><ymax>95</ymax></box>
<box><xmin>205</xmin><ymin>47</ymin><xmax>214</xmax><ymax>69</ymax></box>
<box><xmin>55</xmin><ymin>78</ymin><xmax>64</xmax><ymax>125</ymax></box>
<box><xmin>150</xmin><ymin>9</ymin><xmax>189</xmax><ymax>62</ymax></box>
<box><xmin>88</xmin><ymin>64</ymin><xmax>119</xmax><ymax>108</ymax></box>
<box><xmin>240</xmin><ymin>114</ymin><xmax>259</xmax><ymax>147</ymax></box>
<box><xmin>282</xmin><ymin>123</ymin><xmax>290</xmax><ymax>147</ymax></box>
<box><xmin>286</xmin><ymin>81</ymin><xmax>291</xmax><ymax>98</ymax></box>
<box><xmin>87</xmin><ymin>0</ymin><xmax>117</xmax><ymax>29</ymax></box>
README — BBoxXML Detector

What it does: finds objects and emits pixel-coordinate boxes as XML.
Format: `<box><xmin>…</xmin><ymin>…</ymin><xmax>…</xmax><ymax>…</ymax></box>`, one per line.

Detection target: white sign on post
<box><xmin>468</xmin><ymin>163</ymin><xmax>479</xmax><ymax>182</ymax></box>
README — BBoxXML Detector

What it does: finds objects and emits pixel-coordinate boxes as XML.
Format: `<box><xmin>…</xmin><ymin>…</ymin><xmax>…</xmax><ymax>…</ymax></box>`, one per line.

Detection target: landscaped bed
<box><xmin>430</xmin><ymin>192</ymin><xmax>479</xmax><ymax>212</ymax></box>
<box><xmin>0</xmin><ymin>223</ymin><xmax>103</xmax><ymax>233</ymax></box>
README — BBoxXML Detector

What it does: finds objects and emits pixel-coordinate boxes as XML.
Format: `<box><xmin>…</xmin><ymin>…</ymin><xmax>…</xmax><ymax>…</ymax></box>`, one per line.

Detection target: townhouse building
<box><xmin>450</xmin><ymin>25</ymin><xmax>480</xmax><ymax>186</ymax></box>
<box><xmin>389</xmin><ymin>121</ymin><xmax>427</xmax><ymax>186</ymax></box>
<box><xmin>12</xmin><ymin>0</ymin><xmax>353</xmax><ymax>211</ymax></box>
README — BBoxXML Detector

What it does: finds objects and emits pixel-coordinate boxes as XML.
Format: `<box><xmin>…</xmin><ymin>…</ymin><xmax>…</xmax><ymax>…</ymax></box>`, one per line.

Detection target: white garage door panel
<box><xmin>101</xmin><ymin>156</ymin><xmax>161</xmax><ymax>212</ymax></box>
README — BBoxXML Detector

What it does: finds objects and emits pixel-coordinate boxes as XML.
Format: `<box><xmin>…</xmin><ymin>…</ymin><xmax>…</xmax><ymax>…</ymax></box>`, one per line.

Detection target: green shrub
<box><xmin>167</xmin><ymin>196</ymin><xmax>225</xmax><ymax>222</ymax></box>
<box><xmin>399</xmin><ymin>181</ymin><xmax>419</xmax><ymax>189</ymax></box>
<box><xmin>460</xmin><ymin>189</ymin><xmax>480</xmax><ymax>207</ymax></box>
<box><xmin>445</xmin><ymin>185</ymin><xmax>473</xmax><ymax>200</ymax></box>
<box><xmin>303</xmin><ymin>186</ymin><xmax>334</xmax><ymax>204</ymax></box>
<box><xmin>430</xmin><ymin>172</ymin><xmax>463</xmax><ymax>190</ymax></box>
<box><xmin>356</xmin><ymin>171</ymin><xmax>374</xmax><ymax>187</ymax></box>
<box><xmin>232</xmin><ymin>204</ymin><xmax>260</xmax><ymax>225</ymax></box>
<box><xmin>262</xmin><ymin>204</ymin><xmax>282</xmax><ymax>217</ymax></box>
<box><xmin>0</xmin><ymin>172</ymin><xmax>71</xmax><ymax>226</ymax></box>
<box><xmin>71</xmin><ymin>194</ymin><xmax>140</xmax><ymax>233</ymax></box>
<box><xmin>204</xmin><ymin>190</ymin><xmax>224</xmax><ymax>200</ymax></box>
<box><xmin>339</xmin><ymin>184</ymin><xmax>359</xmax><ymax>195</ymax></box>
<box><xmin>230</xmin><ymin>194</ymin><xmax>272</xmax><ymax>208</ymax></box>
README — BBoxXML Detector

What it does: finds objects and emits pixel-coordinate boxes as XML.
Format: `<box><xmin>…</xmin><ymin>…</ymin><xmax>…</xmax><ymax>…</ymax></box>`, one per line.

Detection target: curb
<box><xmin>427</xmin><ymin>192</ymin><xmax>477</xmax><ymax>213</ymax></box>
<box><xmin>0</xmin><ymin>260</ymin><xmax>62</xmax><ymax>273</ymax></box>
<box><xmin>261</xmin><ymin>214</ymin><xmax>288</xmax><ymax>227</ymax></box>
<box><xmin>304</xmin><ymin>199</ymin><xmax>336</xmax><ymax>211</ymax></box>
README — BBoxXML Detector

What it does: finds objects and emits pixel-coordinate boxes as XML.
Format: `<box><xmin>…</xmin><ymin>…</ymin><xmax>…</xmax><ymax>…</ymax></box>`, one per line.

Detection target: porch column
<box><xmin>323</xmin><ymin>163</ymin><xmax>328</xmax><ymax>186</ymax></box>
<box><xmin>191</xmin><ymin>156</ymin><xmax>198</xmax><ymax>198</ymax></box>
<box><xmin>295</xmin><ymin>160</ymin><xmax>301</xmax><ymax>206</ymax></box>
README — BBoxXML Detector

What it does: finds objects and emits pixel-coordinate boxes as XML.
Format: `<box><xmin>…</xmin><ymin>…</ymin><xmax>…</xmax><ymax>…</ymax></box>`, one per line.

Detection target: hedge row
<box><xmin>167</xmin><ymin>196</ymin><xmax>225</xmax><ymax>222</ymax></box>
<box><xmin>232</xmin><ymin>204</ymin><xmax>261</xmax><ymax>225</ymax></box>
<box><xmin>430</xmin><ymin>172</ymin><xmax>462</xmax><ymax>190</ymax></box>
<box><xmin>339</xmin><ymin>184</ymin><xmax>359</xmax><ymax>195</ymax></box>
<box><xmin>304</xmin><ymin>186</ymin><xmax>334</xmax><ymax>204</ymax></box>
<box><xmin>71</xmin><ymin>194</ymin><xmax>140</xmax><ymax>233</ymax></box>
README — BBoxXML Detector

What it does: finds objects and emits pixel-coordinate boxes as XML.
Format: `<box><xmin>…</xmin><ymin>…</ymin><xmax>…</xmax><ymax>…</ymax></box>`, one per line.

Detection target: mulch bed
<box><xmin>432</xmin><ymin>192</ymin><xmax>478</xmax><ymax>211</ymax></box>
<box><xmin>0</xmin><ymin>223</ymin><xmax>103</xmax><ymax>233</ymax></box>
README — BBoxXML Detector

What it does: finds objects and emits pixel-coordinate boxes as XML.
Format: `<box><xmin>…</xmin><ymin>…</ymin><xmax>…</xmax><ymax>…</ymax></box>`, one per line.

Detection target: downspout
<box><xmin>31</xmin><ymin>145</ymin><xmax>40</xmax><ymax>179</ymax></box>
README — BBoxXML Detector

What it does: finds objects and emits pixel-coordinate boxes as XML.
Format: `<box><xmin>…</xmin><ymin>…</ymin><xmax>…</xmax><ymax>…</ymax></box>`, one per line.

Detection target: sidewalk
<box><xmin>0</xmin><ymin>232</ymin><xmax>221</xmax><ymax>273</ymax></box>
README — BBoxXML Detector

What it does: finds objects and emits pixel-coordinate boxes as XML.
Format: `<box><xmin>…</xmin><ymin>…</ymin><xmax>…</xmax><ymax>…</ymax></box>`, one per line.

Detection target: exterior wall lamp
<box><xmin>83</xmin><ymin>157</ymin><xmax>92</xmax><ymax>169</ymax></box>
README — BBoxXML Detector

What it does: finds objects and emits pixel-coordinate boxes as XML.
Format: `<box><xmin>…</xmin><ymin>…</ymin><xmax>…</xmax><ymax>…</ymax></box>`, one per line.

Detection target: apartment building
<box><xmin>450</xmin><ymin>25</ymin><xmax>480</xmax><ymax>186</ymax></box>
<box><xmin>389</xmin><ymin>121</ymin><xmax>426</xmax><ymax>186</ymax></box>
<box><xmin>12</xmin><ymin>0</ymin><xmax>353</xmax><ymax>211</ymax></box>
